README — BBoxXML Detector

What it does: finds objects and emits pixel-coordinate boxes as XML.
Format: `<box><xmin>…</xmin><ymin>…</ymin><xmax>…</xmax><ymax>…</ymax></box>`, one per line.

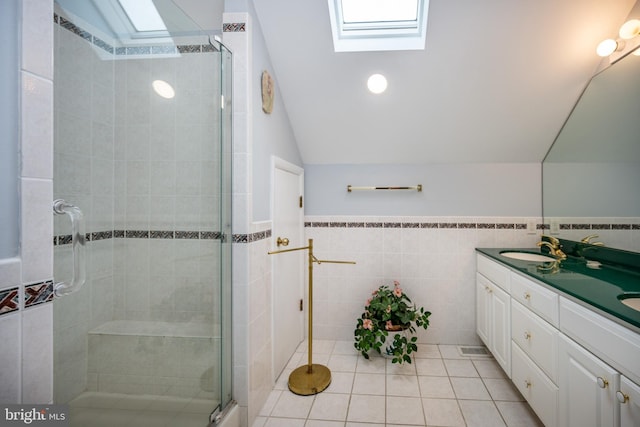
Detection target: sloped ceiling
<box><xmin>252</xmin><ymin>0</ymin><xmax>635</xmax><ymax>164</ymax></box>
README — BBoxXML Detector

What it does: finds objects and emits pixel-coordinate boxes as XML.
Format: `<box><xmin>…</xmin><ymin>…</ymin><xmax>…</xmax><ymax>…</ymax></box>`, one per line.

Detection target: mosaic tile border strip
<box><xmin>305</xmin><ymin>221</ymin><xmax>640</xmax><ymax>230</ymax></box>
<box><xmin>25</xmin><ymin>281</ymin><xmax>54</xmax><ymax>308</ymax></box>
<box><xmin>0</xmin><ymin>287</ymin><xmax>20</xmax><ymax>316</ymax></box>
<box><xmin>54</xmin><ymin>230</ymin><xmax>223</xmax><ymax>246</ymax></box>
<box><xmin>232</xmin><ymin>230</ymin><xmax>272</xmax><ymax>243</ymax></box>
<box><xmin>305</xmin><ymin>221</ymin><xmax>533</xmax><ymax>230</ymax></box>
<box><xmin>54</xmin><ymin>13</ymin><xmax>219</xmax><ymax>56</ymax></box>
<box><xmin>223</xmin><ymin>23</ymin><xmax>246</xmax><ymax>32</ymax></box>
<box><xmin>558</xmin><ymin>223</ymin><xmax>640</xmax><ymax>230</ymax></box>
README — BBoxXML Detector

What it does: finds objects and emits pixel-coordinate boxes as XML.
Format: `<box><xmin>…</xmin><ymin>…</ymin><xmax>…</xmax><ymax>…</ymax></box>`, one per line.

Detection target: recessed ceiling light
<box><xmin>152</xmin><ymin>80</ymin><xmax>175</xmax><ymax>99</ymax></box>
<box><xmin>367</xmin><ymin>74</ymin><xmax>387</xmax><ymax>94</ymax></box>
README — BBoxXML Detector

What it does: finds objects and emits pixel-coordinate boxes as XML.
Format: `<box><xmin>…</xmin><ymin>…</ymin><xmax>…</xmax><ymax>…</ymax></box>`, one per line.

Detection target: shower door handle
<box><xmin>53</xmin><ymin>199</ymin><xmax>86</xmax><ymax>297</ymax></box>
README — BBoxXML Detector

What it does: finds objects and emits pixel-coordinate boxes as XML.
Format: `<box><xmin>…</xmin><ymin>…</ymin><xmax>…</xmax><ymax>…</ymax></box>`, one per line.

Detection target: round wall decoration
<box><xmin>261</xmin><ymin>70</ymin><xmax>274</xmax><ymax>114</ymax></box>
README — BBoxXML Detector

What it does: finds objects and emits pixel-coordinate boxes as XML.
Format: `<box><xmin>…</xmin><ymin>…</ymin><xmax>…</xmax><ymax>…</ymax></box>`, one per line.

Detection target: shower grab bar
<box><xmin>347</xmin><ymin>184</ymin><xmax>422</xmax><ymax>192</ymax></box>
<box><xmin>53</xmin><ymin>199</ymin><xmax>86</xmax><ymax>297</ymax></box>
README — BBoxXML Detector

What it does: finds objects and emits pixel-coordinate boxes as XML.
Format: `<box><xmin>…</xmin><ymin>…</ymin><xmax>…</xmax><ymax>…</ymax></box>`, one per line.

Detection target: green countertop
<box><xmin>476</xmin><ymin>248</ymin><xmax>640</xmax><ymax>331</ymax></box>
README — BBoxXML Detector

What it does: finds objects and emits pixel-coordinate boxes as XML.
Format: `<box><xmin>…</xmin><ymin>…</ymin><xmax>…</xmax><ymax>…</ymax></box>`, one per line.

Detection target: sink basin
<box><xmin>500</xmin><ymin>251</ymin><xmax>556</xmax><ymax>262</ymax></box>
<box><xmin>619</xmin><ymin>294</ymin><xmax>640</xmax><ymax>312</ymax></box>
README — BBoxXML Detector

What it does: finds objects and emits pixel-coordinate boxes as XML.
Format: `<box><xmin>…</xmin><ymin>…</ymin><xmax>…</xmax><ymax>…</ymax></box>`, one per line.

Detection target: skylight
<box><xmin>117</xmin><ymin>0</ymin><xmax>167</xmax><ymax>32</ymax></box>
<box><xmin>328</xmin><ymin>0</ymin><xmax>429</xmax><ymax>52</ymax></box>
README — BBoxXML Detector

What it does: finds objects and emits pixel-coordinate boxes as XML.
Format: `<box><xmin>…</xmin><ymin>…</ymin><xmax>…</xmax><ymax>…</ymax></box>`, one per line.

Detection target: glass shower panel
<box><xmin>53</xmin><ymin>1</ymin><xmax>232</xmax><ymax>425</ymax></box>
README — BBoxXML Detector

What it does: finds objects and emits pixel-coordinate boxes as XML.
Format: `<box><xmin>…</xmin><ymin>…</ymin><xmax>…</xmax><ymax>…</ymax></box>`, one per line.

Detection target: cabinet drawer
<box><xmin>512</xmin><ymin>342</ymin><xmax>558</xmax><ymax>427</ymax></box>
<box><xmin>511</xmin><ymin>272</ymin><xmax>559</xmax><ymax>327</ymax></box>
<box><xmin>560</xmin><ymin>297</ymin><xmax>640</xmax><ymax>385</ymax></box>
<box><xmin>512</xmin><ymin>299</ymin><xmax>559</xmax><ymax>383</ymax></box>
<box><xmin>477</xmin><ymin>254</ymin><xmax>510</xmax><ymax>292</ymax></box>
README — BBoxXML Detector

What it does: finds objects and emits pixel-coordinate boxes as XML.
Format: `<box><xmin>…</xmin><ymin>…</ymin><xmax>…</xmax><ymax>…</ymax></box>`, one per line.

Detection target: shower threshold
<box><xmin>68</xmin><ymin>391</ymin><xmax>217</xmax><ymax>427</ymax></box>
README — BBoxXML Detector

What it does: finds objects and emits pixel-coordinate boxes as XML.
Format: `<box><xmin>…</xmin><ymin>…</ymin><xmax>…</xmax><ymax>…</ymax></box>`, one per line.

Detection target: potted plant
<box><xmin>354</xmin><ymin>280</ymin><xmax>431</xmax><ymax>364</ymax></box>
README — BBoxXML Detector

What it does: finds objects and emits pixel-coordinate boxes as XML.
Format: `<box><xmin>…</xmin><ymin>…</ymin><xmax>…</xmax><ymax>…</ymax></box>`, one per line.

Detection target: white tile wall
<box><xmin>0</xmin><ymin>0</ymin><xmax>55</xmax><ymax>405</ymax></box>
<box><xmin>305</xmin><ymin>216</ymin><xmax>542</xmax><ymax>345</ymax></box>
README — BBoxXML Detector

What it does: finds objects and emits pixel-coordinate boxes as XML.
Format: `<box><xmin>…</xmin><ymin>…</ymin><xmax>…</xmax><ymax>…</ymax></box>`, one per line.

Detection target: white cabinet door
<box><xmin>492</xmin><ymin>284</ymin><xmax>511</xmax><ymax>376</ymax></box>
<box><xmin>476</xmin><ymin>272</ymin><xmax>491</xmax><ymax>346</ymax></box>
<box><xmin>619</xmin><ymin>376</ymin><xmax>640</xmax><ymax>427</ymax></box>
<box><xmin>476</xmin><ymin>272</ymin><xmax>511</xmax><ymax>377</ymax></box>
<box><xmin>559</xmin><ymin>334</ymin><xmax>618</xmax><ymax>427</ymax></box>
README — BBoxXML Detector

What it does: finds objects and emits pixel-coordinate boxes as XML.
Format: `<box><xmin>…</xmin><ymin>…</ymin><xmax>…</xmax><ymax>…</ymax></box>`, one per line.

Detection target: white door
<box><xmin>272</xmin><ymin>158</ymin><xmax>304</xmax><ymax>380</ymax></box>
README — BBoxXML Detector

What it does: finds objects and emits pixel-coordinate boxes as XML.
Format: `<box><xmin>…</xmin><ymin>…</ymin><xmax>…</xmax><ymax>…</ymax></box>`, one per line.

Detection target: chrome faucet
<box><xmin>537</xmin><ymin>235</ymin><xmax>567</xmax><ymax>260</ymax></box>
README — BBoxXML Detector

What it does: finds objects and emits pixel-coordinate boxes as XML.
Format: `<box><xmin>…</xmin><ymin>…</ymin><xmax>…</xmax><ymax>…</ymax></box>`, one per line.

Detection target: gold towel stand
<box><xmin>347</xmin><ymin>184</ymin><xmax>422</xmax><ymax>192</ymax></box>
<box><xmin>268</xmin><ymin>238</ymin><xmax>355</xmax><ymax>395</ymax></box>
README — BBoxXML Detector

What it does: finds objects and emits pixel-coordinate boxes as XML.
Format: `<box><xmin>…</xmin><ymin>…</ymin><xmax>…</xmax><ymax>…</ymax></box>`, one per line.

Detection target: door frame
<box><xmin>270</xmin><ymin>156</ymin><xmax>305</xmax><ymax>382</ymax></box>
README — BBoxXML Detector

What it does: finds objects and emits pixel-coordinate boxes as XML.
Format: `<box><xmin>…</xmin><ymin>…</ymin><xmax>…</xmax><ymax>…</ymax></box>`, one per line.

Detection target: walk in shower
<box><xmin>52</xmin><ymin>1</ymin><xmax>232</xmax><ymax>425</ymax></box>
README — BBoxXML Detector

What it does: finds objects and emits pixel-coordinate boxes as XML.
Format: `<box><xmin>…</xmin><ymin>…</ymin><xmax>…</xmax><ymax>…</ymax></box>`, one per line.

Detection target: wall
<box><xmin>250</xmin><ymin>3</ymin><xmax>302</xmax><ymax>222</ymax></box>
<box><xmin>0</xmin><ymin>0</ymin><xmax>55</xmax><ymax>404</ymax></box>
<box><xmin>305</xmin><ymin>163</ymin><xmax>542</xmax><ymax>216</ymax></box>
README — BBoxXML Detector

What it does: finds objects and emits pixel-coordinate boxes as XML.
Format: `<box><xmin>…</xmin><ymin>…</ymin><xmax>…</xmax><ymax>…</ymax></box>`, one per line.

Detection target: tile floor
<box><xmin>68</xmin><ymin>392</ymin><xmax>216</xmax><ymax>427</ymax></box>
<box><xmin>253</xmin><ymin>340</ymin><xmax>544</xmax><ymax>427</ymax></box>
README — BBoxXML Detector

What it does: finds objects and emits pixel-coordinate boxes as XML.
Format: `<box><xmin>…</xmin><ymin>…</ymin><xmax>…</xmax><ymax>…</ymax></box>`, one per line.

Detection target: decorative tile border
<box><xmin>0</xmin><ymin>287</ymin><xmax>20</xmax><ymax>316</ymax></box>
<box><xmin>25</xmin><ymin>281</ymin><xmax>54</xmax><ymax>308</ymax></box>
<box><xmin>54</xmin><ymin>230</ymin><xmax>224</xmax><ymax>246</ymax></box>
<box><xmin>232</xmin><ymin>229</ymin><xmax>272</xmax><ymax>243</ymax></box>
<box><xmin>304</xmin><ymin>221</ymin><xmax>533</xmax><ymax>230</ymax></box>
<box><xmin>55</xmin><ymin>13</ymin><xmax>218</xmax><ymax>56</ymax></box>
<box><xmin>556</xmin><ymin>223</ymin><xmax>639</xmax><ymax>230</ymax></box>
<box><xmin>304</xmin><ymin>220</ymin><xmax>639</xmax><ymax>231</ymax></box>
<box><xmin>223</xmin><ymin>23</ymin><xmax>246</xmax><ymax>32</ymax></box>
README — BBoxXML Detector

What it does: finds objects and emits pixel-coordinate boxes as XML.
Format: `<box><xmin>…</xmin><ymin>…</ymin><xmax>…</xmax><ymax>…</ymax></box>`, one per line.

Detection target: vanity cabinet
<box><xmin>476</xmin><ymin>252</ymin><xmax>640</xmax><ymax>427</ymax></box>
<box><xmin>476</xmin><ymin>255</ymin><xmax>511</xmax><ymax>376</ymax></box>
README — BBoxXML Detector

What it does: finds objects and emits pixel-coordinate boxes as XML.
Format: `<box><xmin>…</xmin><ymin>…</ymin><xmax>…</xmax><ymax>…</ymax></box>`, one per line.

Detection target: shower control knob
<box><xmin>277</xmin><ymin>237</ymin><xmax>290</xmax><ymax>247</ymax></box>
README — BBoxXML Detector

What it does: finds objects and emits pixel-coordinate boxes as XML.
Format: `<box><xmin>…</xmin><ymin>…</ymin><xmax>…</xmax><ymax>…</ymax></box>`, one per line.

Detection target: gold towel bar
<box><xmin>347</xmin><ymin>184</ymin><xmax>422</xmax><ymax>192</ymax></box>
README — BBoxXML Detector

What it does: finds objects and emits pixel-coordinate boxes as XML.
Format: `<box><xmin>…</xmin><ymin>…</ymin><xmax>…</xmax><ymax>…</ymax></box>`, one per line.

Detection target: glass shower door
<box><xmin>53</xmin><ymin>1</ymin><xmax>232</xmax><ymax>425</ymax></box>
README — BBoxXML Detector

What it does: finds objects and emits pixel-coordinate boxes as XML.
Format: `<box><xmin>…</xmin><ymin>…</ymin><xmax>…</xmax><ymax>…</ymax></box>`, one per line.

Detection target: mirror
<box><xmin>542</xmin><ymin>51</ymin><xmax>640</xmax><ymax>252</ymax></box>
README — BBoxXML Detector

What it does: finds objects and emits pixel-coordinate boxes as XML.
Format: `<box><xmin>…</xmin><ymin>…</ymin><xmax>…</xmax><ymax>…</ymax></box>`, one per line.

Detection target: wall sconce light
<box><xmin>596</xmin><ymin>19</ymin><xmax>640</xmax><ymax>57</ymax></box>
<box><xmin>596</xmin><ymin>38</ymin><xmax>623</xmax><ymax>57</ymax></box>
<box><xmin>619</xmin><ymin>19</ymin><xmax>640</xmax><ymax>39</ymax></box>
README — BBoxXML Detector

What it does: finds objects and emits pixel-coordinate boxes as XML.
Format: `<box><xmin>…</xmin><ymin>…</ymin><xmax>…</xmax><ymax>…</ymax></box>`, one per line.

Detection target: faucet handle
<box><xmin>540</xmin><ymin>235</ymin><xmax>560</xmax><ymax>246</ymax></box>
<box><xmin>581</xmin><ymin>234</ymin><xmax>604</xmax><ymax>246</ymax></box>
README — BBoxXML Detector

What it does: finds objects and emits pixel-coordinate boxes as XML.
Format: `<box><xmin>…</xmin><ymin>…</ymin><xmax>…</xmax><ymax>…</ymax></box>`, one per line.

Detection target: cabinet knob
<box><xmin>596</xmin><ymin>377</ymin><xmax>608</xmax><ymax>389</ymax></box>
<box><xmin>616</xmin><ymin>391</ymin><xmax>629</xmax><ymax>404</ymax></box>
<box><xmin>524</xmin><ymin>292</ymin><xmax>531</xmax><ymax>300</ymax></box>
<box><xmin>524</xmin><ymin>331</ymin><xmax>531</xmax><ymax>340</ymax></box>
<box><xmin>525</xmin><ymin>380</ymin><xmax>532</xmax><ymax>389</ymax></box>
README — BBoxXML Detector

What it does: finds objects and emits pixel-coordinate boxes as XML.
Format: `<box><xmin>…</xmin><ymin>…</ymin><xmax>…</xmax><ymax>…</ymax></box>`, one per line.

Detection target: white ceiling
<box><xmin>250</xmin><ymin>0</ymin><xmax>635</xmax><ymax>164</ymax></box>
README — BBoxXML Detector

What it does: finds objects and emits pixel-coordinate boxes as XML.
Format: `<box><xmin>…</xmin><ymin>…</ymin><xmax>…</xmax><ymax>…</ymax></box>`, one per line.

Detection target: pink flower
<box><xmin>365</xmin><ymin>298</ymin><xmax>372</xmax><ymax>306</ymax></box>
<box><xmin>363</xmin><ymin>319</ymin><xmax>373</xmax><ymax>330</ymax></box>
<box><xmin>393</xmin><ymin>287</ymin><xmax>403</xmax><ymax>297</ymax></box>
<box><xmin>386</xmin><ymin>320</ymin><xmax>393</xmax><ymax>330</ymax></box>
<box><xmin>372</xmin><ymin>289</ymin><xmax>378</xmax><ymax>296</ymax></box>
<box><xmin>393</xmin><ymin>280</ymin><xmax>400</xmax><ymax>287</ymax></box>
